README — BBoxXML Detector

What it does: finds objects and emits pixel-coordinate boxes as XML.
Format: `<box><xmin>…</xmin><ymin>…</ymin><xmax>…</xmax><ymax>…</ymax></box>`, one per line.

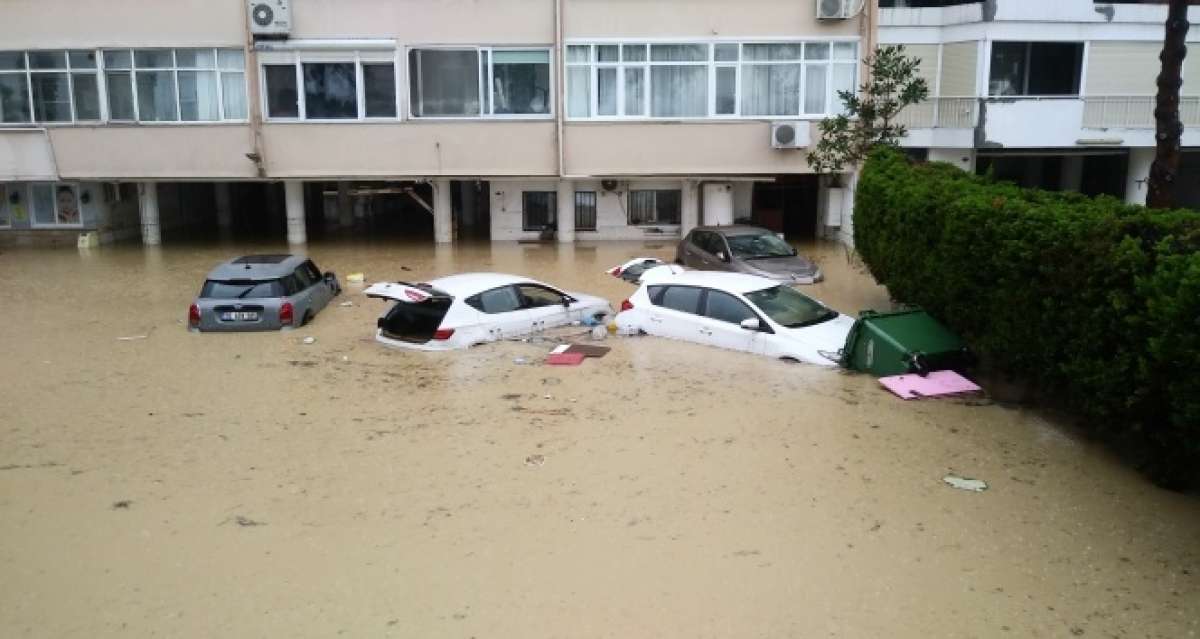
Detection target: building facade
<box><xmin>880</xmin><ymin>0</ymin><xmax>1200</xmax><ymax>208</ymax></box>
<box><xmin>0</xmin><ymin>0</ymin><xmax>877</xmax><ymax>247</ymax></box>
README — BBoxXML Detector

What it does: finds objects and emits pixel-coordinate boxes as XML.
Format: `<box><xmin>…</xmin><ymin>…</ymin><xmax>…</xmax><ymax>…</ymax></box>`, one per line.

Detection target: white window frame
<box><xmin>407</xmin><ymin>45</ymin><xmax>554</xmax><ymax>120</ymax></box>
<box><xmin>564</xmin><ymin>37</ymin><xmax>860</xmax><ymax>122</ymax></box>
<box><xmin>28</xmin><ymin>182</ymin><xmax>84</xmax><ymax>229</ymax></box>
<box><xmin>627</xmin><ymin>188</ymin><xmax>682</xmax><ymax>227</ymax></box>
<box><xmin>259</xmin><ymin>49</ymin><xmax>401</xmax><ymax>123</ymax></box>
<box><xmin>0</xmin><ymin>50</ymin><xmax>103</xmax><ymax>125</ymax></box>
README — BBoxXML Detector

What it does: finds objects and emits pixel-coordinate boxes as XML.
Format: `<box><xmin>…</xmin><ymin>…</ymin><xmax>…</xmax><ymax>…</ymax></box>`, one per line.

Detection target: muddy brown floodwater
<box><xmin>1</xmin><ymin>238</ymin><xmax>1198</xmax><ymax>638</ymax></box>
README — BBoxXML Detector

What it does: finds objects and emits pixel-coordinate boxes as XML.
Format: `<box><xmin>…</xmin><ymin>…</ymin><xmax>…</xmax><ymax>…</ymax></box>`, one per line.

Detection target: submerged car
<box><xmin>607</xmin><ymin>257</ymin><xmax>669</xmax><ymax>283</ymax></box>
<box><xmin>676</xmin><ymin>225</ymin><xmax>823</xmax><ymax>284</ymax></box>
<box><xmin>188</xmin><ymin>254</ymin><xmax>341</xmax><ymax>332</ymax></box>
<box><xmin>366</xmin><ymin>273</ymin><xmax>612</xmax><ymax>351</ymax></box>
<box><xmin>614</xmin><ymin>269</ymin><xmax>852</xmax><ymax>366</ymax></box>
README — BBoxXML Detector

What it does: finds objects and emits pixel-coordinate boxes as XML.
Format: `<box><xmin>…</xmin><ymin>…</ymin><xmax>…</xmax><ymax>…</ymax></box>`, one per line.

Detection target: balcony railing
<box><xmin>1083</xmin><ymin>96</ymin><xmax>1200</xmax><ymax>129</ymax></box>
<box><xmin>894</xmin><ymin>97</ymin><xmax>979</xmax><ymax>129</ymax></box>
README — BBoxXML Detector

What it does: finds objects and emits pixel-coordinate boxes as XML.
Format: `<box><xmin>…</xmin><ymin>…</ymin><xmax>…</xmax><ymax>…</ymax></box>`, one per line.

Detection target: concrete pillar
<box><xmin>680</xmin><ymin>179</ymin><xmax>700</xmax><ymax>235</ymax></box>
<box><xmin>215</xmin><ymin>182</ymin><xmax>233</xmax><ymax>231</ymax></box>
<box><xmin>557</xmin><ymin>179</ymin><xmax>575</xmax><ymax>243</ymax></box>
<box><xmin>1125</xmin><ymin>148</ymin><xmax>1155</xmax><ymax>206</ymax></box>
<box><xmin>138</xmin><ymin>182</ymin><xmax>161</xmax><ymax>246</ymax></box>
<box><xmin>337</xmin><ymin>182</ymin><xmax>353</xmax><ymax>227</ymax></box>
<box><xmin>433</xmin><ymin>179</ymin><xmax>453</xmax><ymax>244</ymax></box>
<box><xmin>1060</xmin><ymin>155</ymin><xmax>1084</xmax><ymax>193</ymax></box>
<box><xmin>284</xmin><ymin>180</ymin><xmax>306</xmax><ymax>245</ymax></box>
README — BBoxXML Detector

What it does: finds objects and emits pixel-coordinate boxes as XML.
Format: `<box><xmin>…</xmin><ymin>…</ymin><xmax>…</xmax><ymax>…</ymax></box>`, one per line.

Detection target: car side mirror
<box><xmin>323</xmin><ymin>271</ymin><xmax>336</xmax><ymax>281</ymax></box>
<box><xmin>561</xmin><ymin>296</ymin><xmax>572</xmax><ymax>308</ymax></box>
<box><xmin>739</xmin><ymin>318</ymin><xmax>761</xmax><ymax>331</ymax></box>
<box><xmin>716</xmin><ymin>251</ymin><xmax>729</xmax><ymax>262</ymax></box>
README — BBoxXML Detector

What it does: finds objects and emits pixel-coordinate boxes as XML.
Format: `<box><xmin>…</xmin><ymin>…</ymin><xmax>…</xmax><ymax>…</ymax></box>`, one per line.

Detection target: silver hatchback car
<box><xmin>188</xmin><ymin>254</ymin><xmax>341</xmax><ymax>332</ymax></box>
<box><xmin>676</xmin><ymin>225</ymin><xmax>823</xmax><ymax>284</ymax></box>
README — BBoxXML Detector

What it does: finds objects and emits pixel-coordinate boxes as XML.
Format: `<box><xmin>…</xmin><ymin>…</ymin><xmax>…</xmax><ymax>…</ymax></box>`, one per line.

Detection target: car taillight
<box><xmin>608</xmin><ymin>266</ymin><xmax>622</xmax><ymax>277</ymax></box>
<box><xmin>432</xmin><ymin>328</ymin><xmax>455</xmax><ymax>341</ymax></box>
<box><xmin>620</xmin><ymin>299</ymin><xmax>634</xmax><ymax>312</ymax></box>
<box><xmin>279</xmin><ymin>302</ymin><xmax>294</xmax><ymax>326</ymax></box>
<box><xmin>188</xmin><ymin>304</ymin><xmax>201</xmax><ymax>327</ymax></box>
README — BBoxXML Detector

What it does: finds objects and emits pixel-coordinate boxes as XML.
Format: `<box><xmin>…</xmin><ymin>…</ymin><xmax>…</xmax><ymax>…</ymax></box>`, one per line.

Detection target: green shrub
<box><xmin>854</xmin><ymin>147</ymin><xmax>1200</xmax><ymax>487</ymax></box>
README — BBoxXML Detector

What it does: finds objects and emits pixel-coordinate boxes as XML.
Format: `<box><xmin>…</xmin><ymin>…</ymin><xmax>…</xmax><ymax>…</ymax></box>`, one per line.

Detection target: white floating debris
<box><xmin>339</xmin><ymin>301</ymin><xmax>354</xmax><ymax>307</ymax></box>
<box><xmin>302</xmin><ymin>337</ymin><xmax>316</xmax><ymax>345</ymax></box>
<box><xmin>943</xmin><ymin>474</ymin><xmax>988</xmax><ymax>492</ymax></box>
<box><xmin>116</xmin><ymin>335</ymin><xmax>148</xmax><ymax>341</ymax></box>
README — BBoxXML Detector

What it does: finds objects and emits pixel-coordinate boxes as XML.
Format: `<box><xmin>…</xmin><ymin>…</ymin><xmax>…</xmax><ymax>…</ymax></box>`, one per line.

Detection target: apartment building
<box><xmin>880</xmin><ymin>0</ymin><xmax>1200</xmax><ymax>207</ymax></box>
<box><xmin>0</xmin><ymin>0</ymin><xmax>875</xmax><ymax>247</ymax></box>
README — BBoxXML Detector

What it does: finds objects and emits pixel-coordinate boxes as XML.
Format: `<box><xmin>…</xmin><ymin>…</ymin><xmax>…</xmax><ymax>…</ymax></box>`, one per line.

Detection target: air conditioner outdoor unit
<box><xmin>770</xmin><ymin>121</ymin><xmax>811</xmax><ymax>150</ymax></box>
<box><xmin>816</xmin><ymin>0</ymin><xmax>851</xmax><ymax>20</ymax></box>
<box><xmin>248</xmin><ymin>0</ymin><xmax>291</xmax><ymax>37</ymax></box>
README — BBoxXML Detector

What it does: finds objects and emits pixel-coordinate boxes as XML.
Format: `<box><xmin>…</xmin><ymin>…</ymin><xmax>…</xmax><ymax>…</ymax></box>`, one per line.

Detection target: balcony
<box><xmin>895</xmin><ymin>97</ymin><xmax>979</xmax><ymax>129</ymax></box>
<box><xmin>1082</xmin><ymin>96</ymin><xmax>1200</xmax><ymax>129</ymax></box>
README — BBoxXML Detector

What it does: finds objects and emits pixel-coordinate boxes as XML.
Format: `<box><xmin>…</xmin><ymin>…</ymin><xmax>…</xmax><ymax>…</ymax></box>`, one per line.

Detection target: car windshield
<box><xmin>725</xmin><ymin>232</ymin><xmax>796</xmax><ymax>259</ymax></box>
<box><xmin>744</xmin><ymin>285</ymin><xmax>837</xmax><ymax>328</ymax></box>
<box><xmin>201</xmin><ymin>279</ymin><xmax>283</xmax><ymax>299</ymax></box>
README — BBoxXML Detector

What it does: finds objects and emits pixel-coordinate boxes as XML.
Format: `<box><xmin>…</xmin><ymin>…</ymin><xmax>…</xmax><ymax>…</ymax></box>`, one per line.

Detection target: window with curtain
<box><xmin>410</xmin><ymin>48</ymin><xmax>552</xmax><ymax>118</ymax></box>
<box><xmin>303</xmin><ymin>62</ymin><xmax>357</xmax><ymax>119</ymax></box>
<box><xmin>262</xmin><ymin>54</ymin><xmax>396</xmax><ymax>120</ymax></box>
<box><xmin>522</xmin><ymin>191</ymin><xmax>557</xmax><ymax>231</ymax></box>
<box><xmin>96</xmin><ymin>48</ymin><xmax>246</xmax><ymax>122</ymax></box>
<box><xmin>0</xmin><ymin>50</ymin><xmax>100</xmax><ymax>123</ymax></box>
<box><xmin>574</xmin><ymin>191</ymin><xmax>597</xmax><ymax>231</ymax></box>
<box><xmin>492</xmin><ymin>50</ymin><xmax>550</xmax><ymax>115</ymax></box>
<box><xmin>410</xmin><ymin>49</ymin><xmax>480</xmax><ymax>116</ymax></box>
<box><xmin>628</xmin><ymin>190</ymin><xmax>681</xmax><ymax>225</ymax></box>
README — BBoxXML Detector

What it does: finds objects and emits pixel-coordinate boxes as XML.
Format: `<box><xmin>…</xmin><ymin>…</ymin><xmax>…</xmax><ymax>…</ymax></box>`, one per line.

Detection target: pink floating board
<box><xmin>879</xmin><ymin>370</ymin><xmax>982</xmax><ymax>400</ymax></box>
<box><xmin>545</xmin><ymin>352</ymin><xmax>586</xmax><ymax>366</ymax></box>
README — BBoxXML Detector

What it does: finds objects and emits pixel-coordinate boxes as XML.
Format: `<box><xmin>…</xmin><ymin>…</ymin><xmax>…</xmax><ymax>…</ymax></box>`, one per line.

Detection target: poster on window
<box><xmin>56</xmin><ymin>186</ymin><xmax>80</xmax><ymax>225</ymax></box>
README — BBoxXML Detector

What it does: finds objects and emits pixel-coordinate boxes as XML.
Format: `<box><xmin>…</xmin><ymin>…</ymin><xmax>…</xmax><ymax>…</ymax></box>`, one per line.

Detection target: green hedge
<box><xmin>854</xmin><ymin>147</ymin><xmax>1200</xmax><ymax>487</ymax></box>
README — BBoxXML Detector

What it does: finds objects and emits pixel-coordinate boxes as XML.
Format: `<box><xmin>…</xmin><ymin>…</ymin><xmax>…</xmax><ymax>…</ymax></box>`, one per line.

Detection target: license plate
<box><xmin>221</xmin><ymin>311</ymin><xmax>259</xmax><ymax>321</ymax></box>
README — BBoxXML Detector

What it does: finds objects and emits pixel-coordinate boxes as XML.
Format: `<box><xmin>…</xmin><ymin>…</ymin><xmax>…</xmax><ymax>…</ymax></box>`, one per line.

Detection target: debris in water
<box><xmin>111</xmin><ymin>500</ymin><xmax>132</xmax><ymax>509</ymax></box>
<box><xmin>879</xmin><ymin>371</ymin><xmax>982</xmax><ymax>400</ymax></box>
<box><xmin>339</xmin><ymin>301</ymin><xmax>354</xmax><ymax>307</ymax></box>
<box><xmin>525</xmin><ymin>454</ymin><xmax>546</xmax><ymax>467</ymax></box>
<box><xmin>341</xmin><ymin>356</ymin><xmax>350</xmax><ymax>362</ymax></box>
<box><xmin>943</xmin><ymin>474</ymin><xmax>988</xmax><ymax>492</ymax></box>
<box><xmin>302</xmin><ymin>337</ymin><xmax>316</xmax><ymax>345</ymax></box>
<box><xmin>346</xmin><ymin>273</ymin><xmax>365</xmax><ymax>283</ymax></box>
<box><xmin>546</xmin><ymin>352</ymin><xmax>585</xmax><ymax>366</ymax></box>
<box><xmin>116</xmin><ymin>334</ymin><xmax>148</xmax><ymax>341</ymax></box>
<box><xmin>513</xmin><ymin>357</ymin><xmax>528</xmax><ymax>365</ymax></box>
<box><xmin>221</xmin><ymin>515</ymin><xmax>266</xmax><ymax>527</ymax></box>
<box><xmin>565</xmin><ymin>344</ymin><xmax>610</xmax><ymax>359</ymax></box>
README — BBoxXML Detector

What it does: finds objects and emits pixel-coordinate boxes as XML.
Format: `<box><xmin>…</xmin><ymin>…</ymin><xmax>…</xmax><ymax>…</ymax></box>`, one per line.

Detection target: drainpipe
<box><xmin>555</xmin><ymin>0</ymin><xmax>565</xmax><ymax>178</ymax></box>
<box><xmin>243</xmin><ymin>6</ymin><xmax>268</xmax><ymax>178</ymax></box>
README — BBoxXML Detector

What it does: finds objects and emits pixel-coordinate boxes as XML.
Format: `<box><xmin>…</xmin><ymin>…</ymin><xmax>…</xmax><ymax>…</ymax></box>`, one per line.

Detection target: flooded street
<box><xmin>1</xmin><ymin>238</ymin><xmax>1198</xmax><ymax>638</ymax></box>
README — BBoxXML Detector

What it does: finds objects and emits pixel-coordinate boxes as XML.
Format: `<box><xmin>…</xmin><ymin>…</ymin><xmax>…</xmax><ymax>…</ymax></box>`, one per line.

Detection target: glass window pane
<box><xmin>136</xmin><ymin>70</ymin><xmax>179</xmax><ymax>120</ymax></box>
<box><xmin>105</xmin><ymin>71</ymin><xmax>135</xmax><ymax>119</ymax></box>
<box><xmin>0</xmin><ymin>52</ymin><xmax>26</xmax><ymax>71</ymax></box>
<box><xmin>303</xmin><ymin>62</ymin><xmax>357</xmax><ymax>119</ymax></box>
<box><xmin>624</xmin><ymin>67</ymin><xmax>644</xmax><ymax>116</ymax></box>
<box><xmin>622</xmin><ymin>45</ymin><xmax>647</xmax><ymax>62</ymax></box>
<box><xmin>175</xmin><ymin>48</ymin><xmax>216</xmax><ymax>69</ymax></box>
<box><xmin>567</xmin><ymin>66</ymin><xmax>590</xmax><ymax>117</ymax></box>
<box><xmin>32</xmin><ymin>184</ymin><xmax>56</xmax><ymax>226</ymax></box>
<box><xmin>0</xmin><ymin>74</ymin><xmax>32</xmax><ymax>122</ymax></box>
<box><xmin>833</xmin><ymin>42</ymin><xmax>857</xmax><ymax>60</ymax></box>
<box><xmin>651</xmin><ymin>44</ymin><xmax>708</xmax><ymax>62</ymax></box>
<box><xmin>805</xmin><ymin>43</ymin><xmax>831</xmax><ymax>61</ymax></box>
<box><xmin>221</xmin><ymin>71</ymin><xmax>247</xmax><ymax>119</ymax></box>
<box><xmin>655</xmin><ymin>190</ymin><xmax>681</xmax><ymax>224</ymax></box>
<box><xmin>178</xmin><ymin>70</ymin><xmax>219</xmax><ymax>121</ymax></box>
<box><xmin>31</xmin><ymin>73</ymin><xmax>72</xmax><ymax>121</ymax></box>
<box><xmin>989</xmin><ymin>42</ymin><xmax>1027</xmax><ymax>96</ymax></box>
<box><xmin>566</xmin><ymin>45</ymin><xmax>590</xmax><ymax>64</ymax></box>
<box><xmin>741</xmin><ymin>64</ymin><xmax>800</xmax><ymax>116</ymax></box>
<box><xmin>53</xmin><ymin>185</ymin><xmax>80</xmax><ymax>225</ymax></box>
<box><xmin>705</xmin><ymin>291</ymin><xmax>756</xmax><ymax>324</ymax></box>
<box><xmin>218</xmin><ymin>49</ymin><xmax>245</xmax><ymax>71</ymax></box>
<box><xmin>715</xmin><ymin>44</ymin><xmax>739</xmax><ymax>62</ymax></box>
<box><xmin>715</xmin><ymin>66</ymin><xmax>736</xmax><ymax>115</ymax></box>
<box><xmin>659</xmin><ymin>286</ymin><xmax>701</xmax><ymax>314</ymax></box>
<box><xmin>596</xmin><ymin>45</ymin><xmax>619</xmax><ymax>63</ymax></box>
<box><xmin>597</xmin><ymin>67</ymin><xmax>617</xmax><ymax>116</ymax></box>
<box><xmin>28</xmin><ymin>51</ymin><xmax>66</xmax><ymax>69</ymax></box>
<box><xmin>68</xmin><ymin>50</ymin><xmax>97</xmax><ymax>69</ymax></box>
<box><xmin>134</xmin><ymin>49</ymin><xmax>174</xmax><ymax>68</ymax></box>
<box><xmin>650</xmin><ymin>66</ymin><xmax>707</xmax><ymax>117</ymax></box>
<box><xmin>72</xmin><ymin>73</ymin><xmax>101</xmax><ymax>120</ymax></box>
<box><xmin>574</xmin><ymin>191</ymin><xmax>597</xmax><ymax>231</ymax></box>
<box><xmin>831</xmin><ymin>63</ymin><xmax>856</xmax><ymax>115</ymax></box>
<box><xmin>480</xmin><ymin>50</ymin><xmax>489</xmax><ymax>114</ymax></box>
<box><xmin>743</xmin><ymin>44</ymin><xmax>802</xmax><ymax>62</ymax></box>
<box><xmin>102</xmin><ymin>50</ymin><xmax>131</xmax><ymax>69</ymax></box>
<box><xmin>410</xmin><ymin>49</ymin><xmax>479</xmax><ymax>117</ymax></box>
<box><xmin>0</xmin><ymin>185</ymin><xmax>8</xmax><ymax>227</ymax></box>
<box><xmin>363</xmin><ymin>63</ymin><xmax>397</xmax><ymax>117</ymax></box>
<box><xmin>522</xmin><ymin>191</ymin><xmax>556</xmax><ymax>230</ymax></box>
<box><xmin>492</xmin><ymin>53</ymin><xmax>550</xmax><ymax>115</ymax></box>
<box><xmin>803</xmin><ymin>64</ymin><xmax>828</xmax><ymax>114</ymax></box>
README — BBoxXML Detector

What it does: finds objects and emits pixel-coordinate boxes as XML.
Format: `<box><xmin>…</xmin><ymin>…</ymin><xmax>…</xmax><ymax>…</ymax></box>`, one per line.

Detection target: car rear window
<box><xmin>378</xmin><ymin>298</ymin><xmax>453</xmax><ymax>343</ymax></box>
<box><xmin>201</xmin><ymin>279</ymin><xmax>284</xmax><ymax>299</ymax></box>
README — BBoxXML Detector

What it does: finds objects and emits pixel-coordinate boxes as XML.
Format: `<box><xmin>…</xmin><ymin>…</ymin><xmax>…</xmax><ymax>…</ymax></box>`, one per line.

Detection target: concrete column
<box><xmin>680</xmin><ymin>179</ymin><xmax>700</xmax><ymax>235</ymax></box>
<box><xmin>1125</xmin><ymin>147</ymin><xmax>1155</xmax><ymax>206</ymax></box>
<box><xmin>433</xmin><ymin>179</ymin><xmax>453</xmax><ymax>244</ymax></box>
<box><xmin>557</xmin><ymin>179</ymin><xmax>575</xmax><ymax>243</ymax></box>
<box><xmin>284</xmin><ymin>180</ymin><xmax>307</xmax><ymax>245</ymax></box>
<box><xmin>138</xmin><ymin>182</ymin><xmax>161</xmax><ymax>246</ymax></box>
<box><xmin>215</xmin><ymin>182</ymin><xmax>233</xmax><ymax>231</ymax></box>
<box><xmin>337</xmin><ymin>182</ymin><xmax>353</xmax><ymax>227</ymax></box>
<box><xmin>1060</xmin><ymin>155</ymin><xmax>1084</xmax><ymax>193</ymax></box>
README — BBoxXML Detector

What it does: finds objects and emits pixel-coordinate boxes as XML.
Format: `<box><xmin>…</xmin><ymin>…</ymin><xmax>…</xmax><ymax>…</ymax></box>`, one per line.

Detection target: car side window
<box><xmin>704</xmin><ymin>290</ymin><xmax>757</xmax><ymax>324</ymax></box>
<box><xmin>301</xmin><ymin>260</ymin><xmax>323</xmax><ymax>283</ymax></box>
<box><xmin>293</xmin><ymin>266</ymin><xmax>316</xmax><ymax>289</ymax></box>
<box><xmin>469</xmin><ymin>286</ymin><xmax>522</xmax><ymax>314</ymax></box>
<box><xmin>691</xmin><ymin>231</ymin><xmax>713</xmax><ymax>254</ymax></box>
<box><xmin>659</xmin><ymin>286</ymin><xmax>702</xmax><ymax>315</ymax></box>
<box><xmin>279</xmin><ymin>275</ymin><xmax>304</xmax><ymax>296</ymax></box>
<box><xmin>515</xmin><ymin>284</ymin><xmax>565</xmax><ymax>309</ymax></box>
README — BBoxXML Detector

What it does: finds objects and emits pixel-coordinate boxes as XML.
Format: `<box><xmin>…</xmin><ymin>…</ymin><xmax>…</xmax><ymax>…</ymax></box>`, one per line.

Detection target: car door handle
<box><xmin>698</xmin><ymin>328</ymin><xmax>712</xmax><ymax>336</ymax></box>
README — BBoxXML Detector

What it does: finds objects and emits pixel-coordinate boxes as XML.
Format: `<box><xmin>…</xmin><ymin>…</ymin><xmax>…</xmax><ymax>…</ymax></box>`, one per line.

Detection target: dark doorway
<box><xmin>1080</xmin><ymin>154</ymin><xmax>1128</xmax><ymax>199</ymax></box>
<box><xmin>751</xmin><ymin>177</ymin><xmax>819</xmax><ymax>239</ymax></box>
<box><xmin>454</xmin><ymin>180</ymin><xmax>491</xmax><ymax>240</ymax></box>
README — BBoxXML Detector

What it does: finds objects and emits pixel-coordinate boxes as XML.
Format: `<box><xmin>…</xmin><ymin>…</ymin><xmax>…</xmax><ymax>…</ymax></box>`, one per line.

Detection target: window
<box><xmin>703</xmin><ymin>290</ymin><xmax>757</xmax><ymax>325</ymax></box>
<box><xmin>628</xmin><ymin>189</ymin><xmax>681</xmax><ymax>225</ymax></box>
<box><xmin>98</xmin><ymin>48</ymin><xmax>246</xmax><ymax>122</ymax></box>
<box><xmin>0</xmin><ymin>184</ymin><xmax>9</xmax><ymax>227</ymax></box>
<box><xmin>575</xmin><ymin>191</ymin><xmax>597</xmax><ymax>231</ymax></box>
<box><xmin>691</xmin><ymin>231</ymin><xmax>727</xmax><ymax>256</ymax></box>
<box><xmin>516</xmin><ymin>284</ymin><xmax>565</xmax><ymax>309</ymax></box>
<box><xmin>468</xmin><ymin>286</ymin><xmax>522</xmax><ymax>314</ymax></box>
<box><xmin>409</xmin><ymin>48</ymin><xmax>551</xmax><ymax>118</ymax></box>
<box><xmin>262</xmin><ymin>52</ymin><xmax>396</xmax><ymax>120</ymax></box>
<box><xmin>28</xmin><ymin>183</ymin><xmax>81</xmax><ymax>227</ymax></box>
<box><xmin>566</xmin><ymin>40</ymin><xmax>857</xmax><ymax>119</ymax></box>
<box><xmin>658</xmin><ymin>286</ymin><xmax>702</xmax><ymax>314</ymax></box>
<box><xmin>988</xmin><ymin>42</ymin><xmax>1084</xmax><ymax>96</ymax></box>
<box><xmin>0</xmin><ymin>50</ymin><xmax>100</xmax><ymax>123</ymax></box>
<box><xmin>522</xmin><ymin>191</ymin><xmax>557</xmax><ymax>231</ymax></box>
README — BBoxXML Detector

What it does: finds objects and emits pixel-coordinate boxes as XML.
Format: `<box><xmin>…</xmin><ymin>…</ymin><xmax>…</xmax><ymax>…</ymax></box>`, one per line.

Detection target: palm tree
<box><xmin>1146</xmin><ymin>0</ymin><xmax>1191</xmax><ymax>209</ymax></box>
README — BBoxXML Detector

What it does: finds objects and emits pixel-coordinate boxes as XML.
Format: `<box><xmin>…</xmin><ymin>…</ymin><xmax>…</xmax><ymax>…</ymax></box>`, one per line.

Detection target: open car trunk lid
<box><xmin>365</xmin><ymin>281</ymin><xmax>453</xmax><ymax>303</ymax></box>
<box><xmin>367</xmin><ymin>281</ymin><xmax>456</xmax><ymax>344</ymax></box>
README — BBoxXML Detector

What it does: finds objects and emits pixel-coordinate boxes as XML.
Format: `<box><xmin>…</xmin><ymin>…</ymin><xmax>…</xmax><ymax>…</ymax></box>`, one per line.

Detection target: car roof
<box><xmin>641</xmin><ymin>269</ymin><xmax>781</xmax><ymax>294</ymax></box>
<box><xmin>206</xmin><ymin>254</ymin><xmax>307</xmax><ymax>281</ymax></box>
<box><xmin>428</xmin><ymin>272</ymin><xmax>554</xmax><ymax>296</ymax></box>
<box><xmin>692</xmin><ymin>224</ymin><xmax>774</xmax><ymax>237</ymax></box>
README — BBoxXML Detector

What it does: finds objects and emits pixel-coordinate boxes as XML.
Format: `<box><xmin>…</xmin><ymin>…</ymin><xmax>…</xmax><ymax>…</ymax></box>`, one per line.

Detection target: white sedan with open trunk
<box><xmin>365</xmin><ymin>273</ymin><xmax>612</xmax><ymax>351</ymax></box>
<box><xmin>614</xmin><ymin>268</ymin><xmax>853</xmax><ymax>366</ymax></box>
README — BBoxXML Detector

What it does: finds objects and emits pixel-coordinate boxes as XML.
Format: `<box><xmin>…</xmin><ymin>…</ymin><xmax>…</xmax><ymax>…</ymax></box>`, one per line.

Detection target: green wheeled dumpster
<box><xmin>840</xmin><ymin>308</ymin><xmax>972</xmax><ymax>377</ymax></box>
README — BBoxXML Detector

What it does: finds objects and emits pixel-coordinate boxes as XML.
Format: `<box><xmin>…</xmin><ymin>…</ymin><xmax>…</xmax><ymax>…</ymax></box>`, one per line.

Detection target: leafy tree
<box><xmin>807</xmin><ymin>45</ymin><xmax>929</xmax><ymax>176</ymax></box>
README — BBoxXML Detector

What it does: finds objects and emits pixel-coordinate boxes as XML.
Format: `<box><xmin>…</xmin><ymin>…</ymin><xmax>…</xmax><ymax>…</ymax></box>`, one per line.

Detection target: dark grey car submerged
<box><xmin>189</xmin><ymin>254</ymin><xmax>341</xmax><ymax>332</ymax></box>
<box><xmin>676</xmin><ymin>225</ymin><xmax>823</xmax><ymax>284</ymax></box>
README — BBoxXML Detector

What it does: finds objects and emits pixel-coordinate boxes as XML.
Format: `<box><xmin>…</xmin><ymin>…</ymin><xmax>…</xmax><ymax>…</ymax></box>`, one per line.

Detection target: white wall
<box><xmin>490</xmin><ymin>179</ymin><xmax>685</xmax><ymax>241</ymax></box>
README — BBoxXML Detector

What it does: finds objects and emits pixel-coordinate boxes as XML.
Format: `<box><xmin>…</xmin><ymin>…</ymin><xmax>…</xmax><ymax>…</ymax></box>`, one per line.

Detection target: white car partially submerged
<box><xmin>614</xmin><ymin>267</ymin><xmax>853</xmax><ymax>366</ymax></box>
<box><xmin>366</xmin><ymin>273</ymin><xmax>612</xmax><ymax>351</ymax></box>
